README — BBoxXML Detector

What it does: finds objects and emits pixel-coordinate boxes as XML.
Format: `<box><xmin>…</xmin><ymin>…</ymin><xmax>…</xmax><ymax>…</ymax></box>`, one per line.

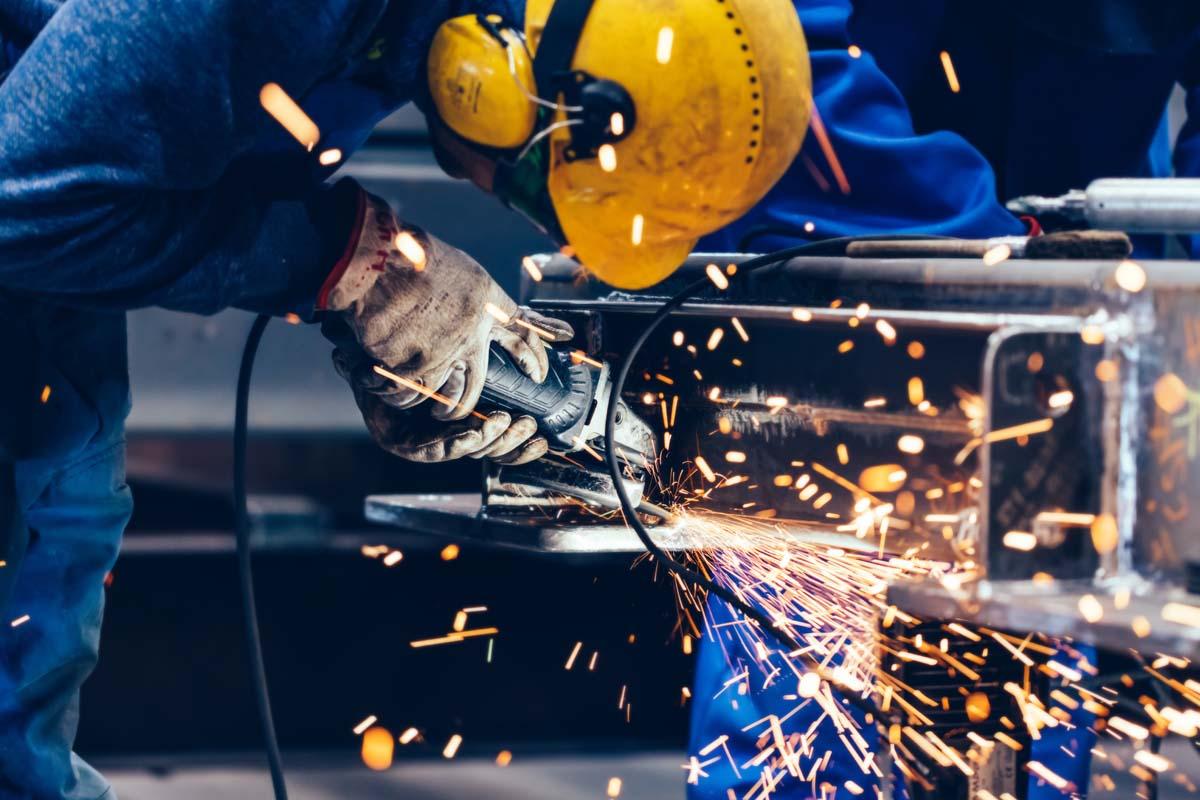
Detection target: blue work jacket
<box><xmin>0</xmin><ymin>0</ymin><xmax>512</xmax><ymax>603</ymax></box>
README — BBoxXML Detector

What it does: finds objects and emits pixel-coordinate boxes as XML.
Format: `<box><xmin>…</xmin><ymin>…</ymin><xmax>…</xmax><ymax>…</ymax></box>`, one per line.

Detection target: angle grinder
<box><xmin>479</xmin><ymin>343</ymin><xmax>671</xmax><ymax>521</ymax></box>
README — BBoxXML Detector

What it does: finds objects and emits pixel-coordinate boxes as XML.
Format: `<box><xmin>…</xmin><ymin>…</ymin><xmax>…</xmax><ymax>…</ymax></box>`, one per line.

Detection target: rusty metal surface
<box><xmin>361</xmin><ymin>252</ymin><xmax>1200</xmax><ymax>657</ymax></box>
<box><xmin>887</xmin><ymin>577</ymin><xmax>1200</xmax><ymax>661</ymax></box>
<box><xmin>503</xmin><ymin>252</ymin><xmax>1200</xmax><ymax>656</ymax></box>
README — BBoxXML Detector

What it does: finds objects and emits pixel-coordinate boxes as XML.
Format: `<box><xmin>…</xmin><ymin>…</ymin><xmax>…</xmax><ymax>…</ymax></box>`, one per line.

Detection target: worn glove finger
<box><xmin>429</xmin><ymin>361</ymin><xmax>468</xmax><ymax>421</ymax></box>
<box><xmin>520</xmin><ymin>321</ymin><xmax>550</xmax><ymax>382</ymax></box>
<box><xmin>439</xmin><ymin>343</ymin><xmax>490</xmax><ymax>422</ymax></box>
<box><xmin>333</xmin><ymin>348</ymin><xmax>421</xmax><ymax>407</ymax></box>
<box><xmin>355</xmin><ymin>391</ymin><xmax>482</xmax><ymax>462</ymax></box>
<box><xmin>374</xmin><ymin>369</ymin><xmax>428</xmax><ymax>410</ymax></box>
<box><xmin>469</xmin><ymin>415</ymin><xmax>538</xmax><ymax>460</ymax></box>
<box><xmin>394</xmin><ymin>410</ymin><xmax>511</xmax><ymax>463</ymax></box>
<box><xmin>493</xmin><ymin>325</ymin><xmax>547</xmax><ymax>383</ymax></box>
<box><xmin>519</xmin><ymin>308</ymin><xmax>574</xmax><ymax>342</ymax></box>
<box><xmin>333</xmin><ymin>347</ymin><xmax>387</xmax><ymax>391</ymax></box>
<box><xmin>331</xmin><ymin>347</ymin><xmax>357</xmax><ymax>382</ymax></box>
<box><xmin>490</xmin><ymin>435</ymin><xmax>549</xmax><ymax>465</ymax></box>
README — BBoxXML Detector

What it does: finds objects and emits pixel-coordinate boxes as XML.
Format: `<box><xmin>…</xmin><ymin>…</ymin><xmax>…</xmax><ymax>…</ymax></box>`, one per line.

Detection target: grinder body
<box><xmin>477</xmin><ymin>344</ymin><xmax>663</xmax><ymax>519</ymax></box>
<box><xmin>479</xmin><ymin>343</ymin><xmax>654</xmax><ymax>459</ymax></box>
<box><xmin>480</xmin><ymin>344</ymin><xmax>594</xmax><ymax>450</ymax></box>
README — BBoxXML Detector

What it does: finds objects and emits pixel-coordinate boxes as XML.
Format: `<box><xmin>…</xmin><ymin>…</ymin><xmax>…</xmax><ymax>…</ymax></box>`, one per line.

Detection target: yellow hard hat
<box><xmin>426</xmin><ymin>1</ymin><xmax>811</xmax><ymax>289</ymax></box>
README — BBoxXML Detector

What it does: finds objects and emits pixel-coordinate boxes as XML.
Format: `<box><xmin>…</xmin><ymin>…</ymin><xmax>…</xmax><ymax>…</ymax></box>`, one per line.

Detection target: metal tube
<box><xmin>533</xmin><ymin>297</ymin><xmax>1087</xmax><ymax>332</ymax></box>
<box><xmin>1084</xmin><ymin>178</ymin><xmax>1200</xmax><ymax>233</ymax></box>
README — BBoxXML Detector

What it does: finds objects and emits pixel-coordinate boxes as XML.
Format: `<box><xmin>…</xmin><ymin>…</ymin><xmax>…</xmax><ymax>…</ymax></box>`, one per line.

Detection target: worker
<box><xmin>0</xmin><ymin>0</ymin><xmax>809</xmax><ymax>796</ymax></box>
<box><xmin>688</xmin><ymin>1</ymin><xmax>1102</xmax><ymax>798</ymax></box>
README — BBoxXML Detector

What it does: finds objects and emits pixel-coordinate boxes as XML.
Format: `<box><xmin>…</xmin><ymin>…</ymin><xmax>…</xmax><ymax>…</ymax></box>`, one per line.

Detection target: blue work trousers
<box><xmin>0</xmin><ymin>432</ymin><xmax>129</xmax><ymax>799</ymax></box>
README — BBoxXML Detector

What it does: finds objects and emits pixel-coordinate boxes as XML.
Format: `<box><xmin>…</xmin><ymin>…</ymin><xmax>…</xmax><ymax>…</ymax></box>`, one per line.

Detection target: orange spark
<box><xmin>259</xmin><ymin>83</ymin><xmax>320</xmax><ymax>150</ymax></box>
<box><xmin>807</xmin><ymin>106</ymin><xmax>851</xmax><ymax>194</ymax></box>
<box><xmin>939</xmin><ymin>51</ymin><xmax>961</xmax><ymax>93</ymax></box>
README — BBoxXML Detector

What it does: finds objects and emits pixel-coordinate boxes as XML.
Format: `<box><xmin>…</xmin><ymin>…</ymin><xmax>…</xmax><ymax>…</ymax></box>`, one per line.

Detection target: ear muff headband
<box><xmin>531</xmin><ymin>0</ymin><xmax>598</xmax><ymax>96</ymax></box>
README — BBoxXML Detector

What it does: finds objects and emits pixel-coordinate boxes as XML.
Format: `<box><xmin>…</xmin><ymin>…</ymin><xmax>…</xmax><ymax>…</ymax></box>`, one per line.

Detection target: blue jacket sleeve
<box><xmin>701</xmin><ymin>0</ymin><xmax>1023</xmax><ymax>253</ymax></box>
<box><xmin>0</xmin><ymin>0</ymin><xmax>385</xmax><ymax>315</ymax></box>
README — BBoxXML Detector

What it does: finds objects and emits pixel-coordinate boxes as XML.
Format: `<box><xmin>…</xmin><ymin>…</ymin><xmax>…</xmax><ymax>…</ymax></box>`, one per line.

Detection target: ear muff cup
<box><xmin>427</xmin><ymin>15</ymin><xmax>539</xmax><ymax>149</ymax></box>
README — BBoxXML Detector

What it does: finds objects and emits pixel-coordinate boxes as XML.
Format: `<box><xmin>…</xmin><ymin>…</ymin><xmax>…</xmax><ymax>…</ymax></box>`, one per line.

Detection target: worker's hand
<box><xmin>319</xmin><ymin>188</ymin><xmax>573</xmax><ymax>463</ymax></box>
<box><xmin>331</xmin><ymin>346</ymin><xmax>552</xmax><ymax>464</ymax></box>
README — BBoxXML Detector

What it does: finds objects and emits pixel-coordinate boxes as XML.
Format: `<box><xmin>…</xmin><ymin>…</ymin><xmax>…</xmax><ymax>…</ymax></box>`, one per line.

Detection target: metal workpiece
<box><xmin>364</xmin><ymin>492</ymin><xmax>653</xmax><ymax>554</ymax></box>
<box><xmin>365</xmin><ymin>492</ymin><xmax>901</xmax><ymax>554</ymax></box>
<box><xmin>887</xmin><ymin>576</ymin><xmax>1200</xmax><ymax>662</ymax></box>
<box><xmin>368</xmin><ymin>251</ymin><xmax>1200</xmax><ymax>656</ymax></box>
<box><xmin>523</xmin><ymin>251</ymin><xmax>1171</xmax><ymax>310</ymax></box>
<box><xmin>588</xmin><ymin>255</ymin><xmax>1200</xmax><ymax>629</ymax></box>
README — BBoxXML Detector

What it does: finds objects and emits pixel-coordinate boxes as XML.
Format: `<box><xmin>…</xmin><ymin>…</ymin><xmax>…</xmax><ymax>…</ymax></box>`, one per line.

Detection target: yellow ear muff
<box><xmin>427</xmin><ymin>15</ymin><xmax>539</xmax><ymax>150</ymax></box>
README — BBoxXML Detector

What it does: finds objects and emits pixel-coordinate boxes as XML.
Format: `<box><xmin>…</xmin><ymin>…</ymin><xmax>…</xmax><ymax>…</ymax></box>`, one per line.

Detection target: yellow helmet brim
<box><xmin>558</xmin><ymin>206</ymin><xmax>696</xmax><ymax>290</ymax></box>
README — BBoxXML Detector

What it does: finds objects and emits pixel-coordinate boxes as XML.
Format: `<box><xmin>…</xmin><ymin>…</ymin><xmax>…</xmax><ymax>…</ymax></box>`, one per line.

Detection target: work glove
<box><xmin>319</xmin><ymin>189</ymin><xmax>573</xmax><ymax>463</ymax></box>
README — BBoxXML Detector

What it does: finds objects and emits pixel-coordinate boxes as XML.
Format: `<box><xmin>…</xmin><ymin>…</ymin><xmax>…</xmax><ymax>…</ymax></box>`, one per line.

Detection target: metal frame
<box><xmin>367</xmin><ymin>252</ymin><xmax>1200</xmax><ymax>657</ymax></box>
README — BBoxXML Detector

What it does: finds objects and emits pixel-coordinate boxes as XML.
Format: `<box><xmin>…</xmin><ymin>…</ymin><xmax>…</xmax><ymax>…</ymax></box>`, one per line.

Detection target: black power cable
<box><xmin>235</xmin><ymin>313</ymin><xmax>289</xmax><ymax>800</ymax></box>
<box><xmin>737</xmin><ymin>224</ymin><xmax>820</xmax><ymax>252</ymax></box>
<box><xmin>602</xmin><ymin>235</ymin><xmax>939</xmax><ymax>720</ymax></box>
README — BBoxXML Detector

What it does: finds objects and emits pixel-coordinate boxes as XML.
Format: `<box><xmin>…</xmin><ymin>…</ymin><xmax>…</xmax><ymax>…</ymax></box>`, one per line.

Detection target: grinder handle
<box><xmin>479</xmin><ymin>343</ymin><xmax>594</xmax><ymax>447</ymax></box>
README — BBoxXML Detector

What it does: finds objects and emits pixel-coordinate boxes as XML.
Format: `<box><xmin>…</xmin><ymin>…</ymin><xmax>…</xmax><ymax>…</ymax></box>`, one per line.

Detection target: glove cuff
<box><xmin>317</xmin><ymin>189</ymin><xmax>416</xmax><ymax>311</ymax></box>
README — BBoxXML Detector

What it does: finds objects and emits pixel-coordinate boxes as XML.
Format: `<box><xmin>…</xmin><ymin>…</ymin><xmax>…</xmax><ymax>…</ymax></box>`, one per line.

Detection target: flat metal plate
<box><xmin>888</xmin><ymin>578</ymin><xmax>1200</xmax><ymax>659</ymax></box>
<box><xmin>366</xmin><ymin>492</ymin><xmax>644</xmax><ymax>553</ymax></box>
<box><xmin>365</xmin><ymin>493</ymin><xmax>885</xmax><ymax>555</ymax></box>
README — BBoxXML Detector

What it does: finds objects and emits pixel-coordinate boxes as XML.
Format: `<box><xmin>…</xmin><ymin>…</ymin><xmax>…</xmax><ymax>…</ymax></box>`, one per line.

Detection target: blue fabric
<box><xmin>688</xmin><ymin>599</ymin><xmax>910</xmax><ymax>800</ymax></box>
<box><xmin>691</xmin><ymin>600</ymin><xmax>1097</xmax><ymax>799</ymax></box>
<box><xmin>0</xmin><ymin>0</ymin><xmax>512</xmax><ymax>317</ymax></box>
<box><xmin>1175</xmin><ymin>55</ymin><xmax>1200</xmax><ymax>258</ymax></box>
<box><xmin>851</xmin><ymin>0</ymin><xmax>1198</xmax><ymax>259</ymax></box>
<box><xmin>699</xmin><ymin>0</ymin><xmax>1024</xmax><ymax>255</ymax></box>
<box><xmin>1029</xmin><ymin>653</ymin><xmax>1098</xmax><ymax>799</ymax></box>
<box><xmin>0</xmin><ymin>424</ymin><xmax>130</xmax><ymax>799</ymax></box>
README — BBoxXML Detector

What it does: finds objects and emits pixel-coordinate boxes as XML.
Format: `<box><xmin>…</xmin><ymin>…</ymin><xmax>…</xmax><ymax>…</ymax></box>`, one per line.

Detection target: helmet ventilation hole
<box><xmin>713</xmin><ymin>0</ymin><xmax>763</xmax><ymax>164</ymax></box>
